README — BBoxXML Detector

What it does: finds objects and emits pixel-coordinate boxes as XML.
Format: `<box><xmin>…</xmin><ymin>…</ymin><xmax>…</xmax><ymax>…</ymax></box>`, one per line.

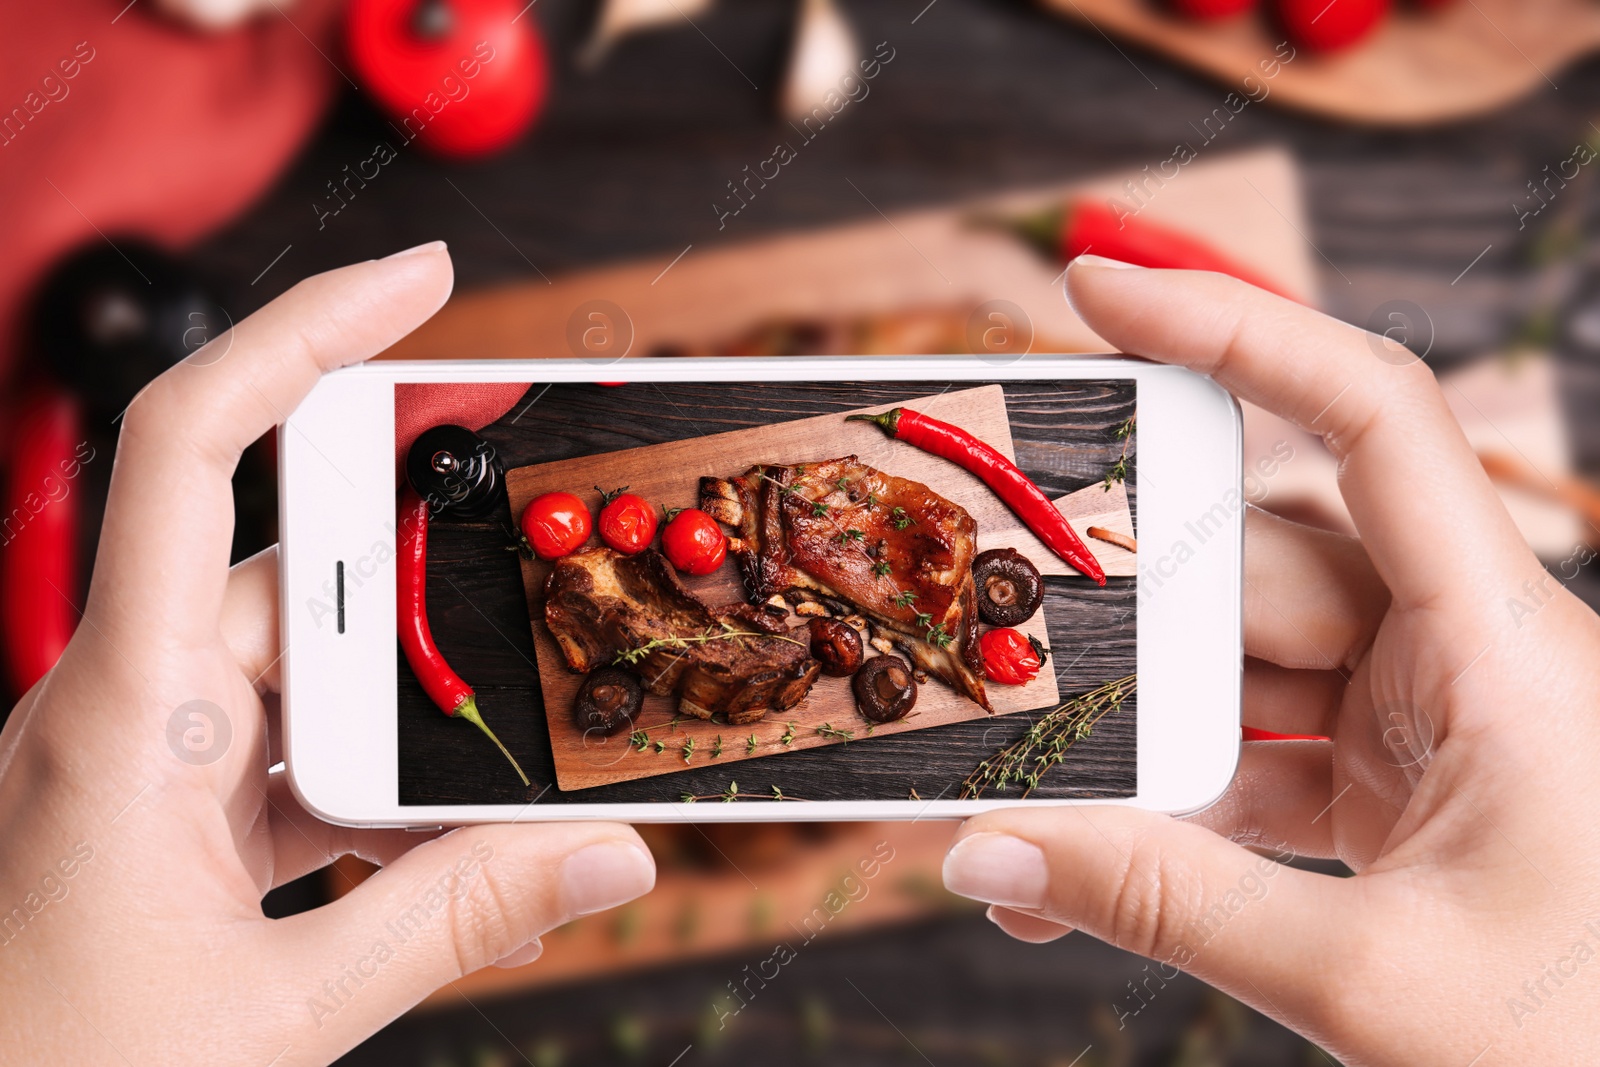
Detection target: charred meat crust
<box><xmin>544</xmin><ymin>547</ymin><xmax>820</xmax><ymax>723</ymax></box>
<box><xmin>701</xmin><ymin>456</ymin><xmax>991</xmax><ymax>711</ymax></box>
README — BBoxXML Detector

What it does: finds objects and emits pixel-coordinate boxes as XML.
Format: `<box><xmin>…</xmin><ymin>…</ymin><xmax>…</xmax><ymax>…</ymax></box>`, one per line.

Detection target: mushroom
<box><xmin>573</xmin><ymin>667</ymin><xmax>643</xmax><ymax>736</ymax></box>
<box><xmin>809</xmin><ymin>617</ymin><xmax>864</xmax><ymax>677</ymax></box>
<box><xmin>853</xmin><ymin>655</ymin><xmax>918</xmax><ymax>723</ymax></box>
<box><xmin>971</xmin><ymin>547</ymin><xmax>1044</xmax><ymax>627</ymax></box>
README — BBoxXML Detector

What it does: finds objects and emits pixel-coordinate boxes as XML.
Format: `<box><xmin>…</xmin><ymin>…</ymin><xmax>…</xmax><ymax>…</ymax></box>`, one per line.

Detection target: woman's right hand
<box><xmin>943</xmin><ymin>256</ymin><xmax>1600</xmax><ymax>1064</ymax></box>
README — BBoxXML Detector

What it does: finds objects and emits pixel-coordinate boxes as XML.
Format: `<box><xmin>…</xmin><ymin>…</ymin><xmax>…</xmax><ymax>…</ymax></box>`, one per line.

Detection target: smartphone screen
<box><xmin>396</xmin><ymin>378</ymin><xmax>1136</xmax><ymax>807</ymax></box>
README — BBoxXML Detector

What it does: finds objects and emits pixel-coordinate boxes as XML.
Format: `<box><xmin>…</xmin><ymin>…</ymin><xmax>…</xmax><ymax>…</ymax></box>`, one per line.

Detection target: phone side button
<box><xmin>404</xmin><ymin>825</ymin><xmax>445</xmax><ymax>832</ymax></box>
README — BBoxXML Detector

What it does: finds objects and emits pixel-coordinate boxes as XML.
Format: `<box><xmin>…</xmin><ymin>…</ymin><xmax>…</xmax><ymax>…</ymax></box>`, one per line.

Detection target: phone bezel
<box><xmin>279</xmin><ymin>356</ymin><xmax>1242</xmax><ymax>826</ymax></box>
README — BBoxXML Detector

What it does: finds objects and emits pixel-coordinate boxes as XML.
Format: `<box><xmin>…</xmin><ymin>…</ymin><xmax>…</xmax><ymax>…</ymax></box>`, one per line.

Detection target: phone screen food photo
<box><xmin>395</xmin><ymin>378</ymin><xmax>1137</xmax><ymax>807</ymax></box>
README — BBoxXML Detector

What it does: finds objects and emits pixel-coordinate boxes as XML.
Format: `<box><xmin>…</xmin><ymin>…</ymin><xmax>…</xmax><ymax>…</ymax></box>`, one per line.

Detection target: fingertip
<box><xmin>987</xmin><ymin>905</ymin><xmax>1074</xmax><ymax>944</ymax></box>
<box><xmin>558</xmin><ymin>837</ymin><xmax>656</xmax><ymax>917</ymax></box>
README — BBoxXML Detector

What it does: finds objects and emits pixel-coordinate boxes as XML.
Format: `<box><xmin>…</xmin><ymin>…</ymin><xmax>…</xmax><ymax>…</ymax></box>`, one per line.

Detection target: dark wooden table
<box><xmin>402</xmin><ymin>379</ymin><xmax>1138</xmax><ymax>806</ymax></box>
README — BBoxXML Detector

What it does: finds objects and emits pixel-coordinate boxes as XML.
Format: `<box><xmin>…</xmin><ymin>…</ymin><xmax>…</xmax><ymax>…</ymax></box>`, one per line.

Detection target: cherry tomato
<box><xmin>1168</xmin><ymin>0</ymin><xmax>1255</xmax><ymax>18</ymax></box>
<box><xmin>979</xmin><ymin>628</ymin><xmax>1047</xmax><ymax>686</ymax></box>
<box><xmin>520</xmin><ymin>491</ymin><xmax>591</xmax><ymax>560</ymax></box>
<box><xmin>597</xmin><ymin>486</ymin><xmax>657</xmax><ymax>555</ymax></box>
<box><xmin>1277</xmin><ymin>0</ymin><xmax>1387</xmax><ymax>51</ymax></box>
<box><xmin>661</xmin><ymin>508</ymin><xmax>727</xmax><ymax>575</ymax></box>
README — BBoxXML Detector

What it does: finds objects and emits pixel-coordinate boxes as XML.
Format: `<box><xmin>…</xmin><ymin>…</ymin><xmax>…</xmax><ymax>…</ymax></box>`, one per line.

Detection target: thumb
<box><xmin>943</xmin><ymin>806</ymin><xmax>1349</xmax><ymax>1023</ymax></box>
<box><xmin>269</xmin><ymin>822</ymin><xmax>654</xmax><ymax>1061</ymax></box>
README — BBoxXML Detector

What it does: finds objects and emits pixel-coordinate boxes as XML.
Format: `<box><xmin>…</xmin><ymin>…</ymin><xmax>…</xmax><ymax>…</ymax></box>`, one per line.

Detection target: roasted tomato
<box><xmin>661</xmin><ymin>507</ymin><xmax>727</xmax><ymax>575</ymax></box>
<box><xmin>597</xmin><ymin>486</ymin><xmax>657</xmax><ymax>555</ymax></box>
<box><xmin>520</xmin><ymin>491</ymin><xmax>592</xmax><ymax>559</ymax></box>
<box><xmin>978</xmin><ymin>628</ymin><xmax>1047</xmax><ymax>686</ymax></box>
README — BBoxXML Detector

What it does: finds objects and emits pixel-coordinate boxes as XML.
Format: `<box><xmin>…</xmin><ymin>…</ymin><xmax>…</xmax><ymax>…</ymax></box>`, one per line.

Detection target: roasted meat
<box><xmin>544</xmin><ymin>547</ymin><xmax>820</xmax><ymax>724</ymax></box>
<box><xmin>701</xmin><ymin>456</ymin><xmax>990</xmax><ymax>710</ymax></box>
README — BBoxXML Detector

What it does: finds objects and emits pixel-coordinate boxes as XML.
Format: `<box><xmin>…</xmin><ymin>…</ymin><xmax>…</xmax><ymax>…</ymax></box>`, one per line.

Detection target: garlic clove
<box><xmin>781</xmin><ymin>0</ymin><xmax>859</xmax><ymax>122</ymax></box>
<box><xmin>581</xmin><ymin>0</ymin><xmax>715</xmax><ymax>70</ymax></box>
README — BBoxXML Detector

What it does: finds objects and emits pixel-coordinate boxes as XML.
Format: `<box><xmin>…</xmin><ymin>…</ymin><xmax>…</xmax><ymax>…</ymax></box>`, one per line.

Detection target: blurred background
<box><xmin>7</xmin><ymin>0</ymin><xmax>1600</xmax><ymax>1062</ymax></box>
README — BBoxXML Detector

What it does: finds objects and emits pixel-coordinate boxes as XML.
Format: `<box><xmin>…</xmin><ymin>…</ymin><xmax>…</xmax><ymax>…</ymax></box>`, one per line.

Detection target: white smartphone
<box><xmin>279</xmin><ymin>356</ymin><xmax>1242</xmax><ymax>827</ymax></box>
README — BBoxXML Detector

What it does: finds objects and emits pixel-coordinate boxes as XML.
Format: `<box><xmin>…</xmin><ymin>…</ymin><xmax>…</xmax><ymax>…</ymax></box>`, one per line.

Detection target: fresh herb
<box><xmin>893</xmin><ymin>590</ymin><xmax>919</xmax><ymax>609</ymax></box>
<box><xmin>780</xmin><ymin>722</ymin><xmax>798</xmax><ymax>746</ymax></box>
<box><xmin>630</xmin><ymin>729</ymin><xmax>649</xmax><ymax>752</ymax></box>
<box><xmin>890</xmin><ymin>506</ymin><xmax>915</xmax><ymax>530</ymax></box>
<box><xmin>864</xmin><ymin>492</ymin><xmax>878</xmax><ymax>507</ymax></box>
<box><xmin>811</xmin><ymin>500</ymin><xmax>830</xmax><ymax>517</ymax></box>
<box><xmin>653</xmin><ymin>740</ymin><xmax>666</xmax><ymax>754</ymax></box>
<box><xmin>613</xmin><ymin>629</ymin><xmax>806</xmax><ymax>666</ymax></box>
<box><xmin>712</xmin><ymin>734</ymin><xmax>724</xmax><ymax>758</ymax></box>
<box><xmin>960</xmin><ymin>674</ymin><xmax>1136</xmax><ymax>798</ymax></box>
<box><xmin>746</xmin><ymin>734</ymin><xmax>758</xmax><ymax>755</ymax></box>
<box><xmin>816</xmin><ymin>722</ymin><xmax>854</xmax><ymax>742</ymax></box>
<box><xmin>913</xmin><ymin>610</ymin><xmax>933</xmax><ymax>629</ymax></box>
<box><xmin>925</xmin><ymin>622</ymin><xmax>953</xmax><ymax>649</ymax></box>
<box><xmin>681</xmin><ymin>736</ymin><xmax>695</xmax><ymax>764</ymax></box>
<box><xmin>679</xmin><ymin>780</ymin><xmax>807</xmax><ymax>802</ymax></box>
<box><xmin>1103</xmin><ymin>416</ymin><xmax>1136</xmax><ymax>491</ymax></box>
<box><xmin>835</xmin><ymin>476</ymin><xmax>851</xmax><ymax>493</ymax></box>
<box><xmin>834</xmin><ymin>528</ymin><xmax>864</xmax><ymax>544</ymax></box>
<box><xmin>873</xmin><ymin>560</ymin><xmax>893</xmax><ymax>577</ymax></box>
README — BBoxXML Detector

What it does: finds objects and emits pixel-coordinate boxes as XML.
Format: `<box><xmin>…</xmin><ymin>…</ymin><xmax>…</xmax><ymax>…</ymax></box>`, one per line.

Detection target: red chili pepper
<box><xmin>847</xmin><ymin>407</ymin><xmax>1106</xmax><ymax>585</ymax></box>
<box><xmin>398</xmin><ymin>489</ymin><xmax>530</xmax><ymax>785</ymax></box>
<box><xmin>997</xmin><ymin>198</ymin><xmax>1295</xmax><ymax>300</ymax></box>
<box><xmin>1</xmin><ymin>389</ymin><xmax>86</xmax><ymax>693</ymax></box>
<box><xmin>1242</xmin><ymin>726</ymin><xmax>1331</xmax><ymax>742</ymax></box>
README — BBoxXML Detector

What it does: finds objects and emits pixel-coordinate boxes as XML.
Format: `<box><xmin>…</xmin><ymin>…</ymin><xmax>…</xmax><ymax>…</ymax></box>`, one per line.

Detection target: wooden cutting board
<box><xmin>1041</xmin><ymin>0</ymin><xmax>1600</xmax><ymax>126</ymax></box>
<box><xmin>507</xmin><ymin>385</ymin><xmax>1134</xmax><ymax>792</ymax></box>
<box><xmin>379</xmin><ymin>148</ymin><xmax>1316</xmax><ymax>362</ymax></box>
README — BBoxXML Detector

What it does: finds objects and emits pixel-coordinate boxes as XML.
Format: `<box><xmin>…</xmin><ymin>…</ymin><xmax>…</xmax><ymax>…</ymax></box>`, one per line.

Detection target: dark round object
<box><xmin>574</xmin><ymin>667</ymin><xmax>642</xmax><ymax>736</ymax></box>
<box><xmin>853</xmin><ymin>655</ymin><xmax>918</xmax><ymax>723</ymax></box>
<box><xmin>410</xmin><ymin>0</ymin><xmax>455</xmax><ymax>39</ymax></box>
<box><xmin>971</xmin><ymin>547</ymin><xmax>1044</xmax><ymax>627</ymax></box>
<box><xmin>31</xmin><ymin>240</ymin><xmax>228</xmax><ymax>414</ymax></box>
<box><xmin>406</xmin><ymin>424</ymin><xmax>505</xmax><ymax>520</ymax></box>
<box><xmin>809</xmin><ymin>617</ymin><xmax>864</xmax><ymax>677</ymax></box>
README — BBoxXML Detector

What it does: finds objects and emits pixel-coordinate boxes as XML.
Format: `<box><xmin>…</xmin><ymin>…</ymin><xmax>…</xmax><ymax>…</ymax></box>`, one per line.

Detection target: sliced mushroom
<box><xmin>574</xmin><ymin>667</ymin><xmax>643</xmax><ymax>736</ymax></box>
<box><xmin>810</xmin><ymin>617</ymin><xmax>864</xmax><ymax>677</ymax></box>
<box><xmin>853</xmin><ymin>655</ymin><xmax>917</xmax><ymax>723</ymax></box>
<box><xmin>971</xmin><ymin>547</ymin><xmax>1044</xmax><ymax>627</ymax></box>
<box><xmin>795</xmin><ymin>600</ymin><xmax>830</xmax><ymax>618</ymax></box>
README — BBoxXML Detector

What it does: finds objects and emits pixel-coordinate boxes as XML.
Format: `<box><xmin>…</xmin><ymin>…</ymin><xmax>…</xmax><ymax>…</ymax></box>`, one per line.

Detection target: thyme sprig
<box><xmin>679</xmin><ymin>782</ymin><xmax>806</xmax><ymax>803</ymax></box>
<box><xmin>1103</xmin><ymin>416</ymin><xmax>1136</xmax><ymax>491</ymax></box>
<box><xmin>959</xmin><ymin>674</ymin><xmax>1136</xmax><ymax>799</ymax></box>
<box><xmin>612</xmin><ymin>629</ymin><xmax>806</xmax><ymax>667</ymax></box>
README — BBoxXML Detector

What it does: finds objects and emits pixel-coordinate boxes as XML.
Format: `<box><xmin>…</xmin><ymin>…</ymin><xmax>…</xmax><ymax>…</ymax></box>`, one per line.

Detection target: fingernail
<box><xmin>384</xmin><ymin>240</ymin><xmax>448</xmax><ymax>259</ymax></box>
<box><xmin>559</xmin><ymin>841</ymin><xmax>656</xmax><ymax>917</ymax></box>
<box><xmin>943</xmin><ymin>832</ymin><xmax>1049</xmax><ymax>908</ymax></box>
<box><xmin>1073</xmin><ymin>253</ymin><xmax>1142</xmax><ymax>271</ymax></box>
<box><xmin>493</xmin><ymin>938</ymin><xmax>544</xmax><ymax>969</ymax></box>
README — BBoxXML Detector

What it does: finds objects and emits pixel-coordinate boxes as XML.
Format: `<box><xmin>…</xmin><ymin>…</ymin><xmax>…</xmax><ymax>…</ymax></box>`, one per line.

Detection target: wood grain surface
<box><xmin>399</xmin><ymin>379</ymin><xmax>1137</xmax><ymax>806</ymax></box>
<box><xmin>1039</xmin><ymin>0</ymin><xmax>1600</xmax><ymax>126</ymax></box>
<box><xmin>508</xmin><ymin>385</ymin><xmax>1138</xmax><ymax>791</ymax></box>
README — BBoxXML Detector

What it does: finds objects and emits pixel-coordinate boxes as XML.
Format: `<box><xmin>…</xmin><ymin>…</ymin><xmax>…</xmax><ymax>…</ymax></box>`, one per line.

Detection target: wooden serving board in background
<box><xmin>379</xmin><ymin>148</ymin><xmax>1316</xmax><ymax>363</ymax></box>
<box><xmin>1041</xmin><ymin>0</ymin><xmax>1600</xmax><ymax>126</ymax></box>
<box><xmin>508</xmin><ymin>386</ymin><xmax>1134</xmax><ymax>792</ymax></box>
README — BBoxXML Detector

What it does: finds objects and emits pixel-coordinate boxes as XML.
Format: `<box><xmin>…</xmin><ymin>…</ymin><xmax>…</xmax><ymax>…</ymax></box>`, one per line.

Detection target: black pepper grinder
<box><xmin>405</xmin><ymin>424</ymin><xmax>505</xmax><ymax>520</ymax></box>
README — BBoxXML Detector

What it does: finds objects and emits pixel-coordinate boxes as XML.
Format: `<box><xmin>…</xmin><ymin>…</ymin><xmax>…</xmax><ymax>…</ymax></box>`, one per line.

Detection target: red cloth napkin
<box><xmin>394</xmin><ymin>381</ymin><xmax>532</xmax><ymax>471</ymax></box>
<box><xmin>0</xmin><ymin>0</ymin><xmax>341</xmax><ymax>384</ymax></box>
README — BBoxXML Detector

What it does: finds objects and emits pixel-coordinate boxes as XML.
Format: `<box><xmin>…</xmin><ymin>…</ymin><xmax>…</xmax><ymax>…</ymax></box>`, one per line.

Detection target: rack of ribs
<box><xmin>544</xmin><ymin>547</ymin><xmax>821</xmax><ymax>724</ymax></box>
<box><xmin>700</xmin><ymin>455</ymin><xmax>991</xmax><ymax>711</ymax></box>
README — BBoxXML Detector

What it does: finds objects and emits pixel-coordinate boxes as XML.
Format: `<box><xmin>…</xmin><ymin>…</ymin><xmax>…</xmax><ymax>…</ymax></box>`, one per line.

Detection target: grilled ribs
<box><xmin>543</xmin><ymin>546</ymin><xmax>821</xmax><ymax>724</ymax></box>
<box><xmin>701</xmin><ymin>456</ymin><xmax>990</xmax><ymax>710</ymax></box>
